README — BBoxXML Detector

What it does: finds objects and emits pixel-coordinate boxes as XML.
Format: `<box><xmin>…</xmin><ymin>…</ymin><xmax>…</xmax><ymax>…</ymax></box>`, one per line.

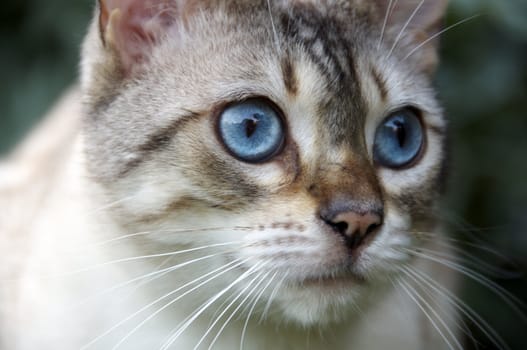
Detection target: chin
<box><xmin>273</xmin><ymin>276</ymin><xmax>367</xmax><ymax>326</ymax></box>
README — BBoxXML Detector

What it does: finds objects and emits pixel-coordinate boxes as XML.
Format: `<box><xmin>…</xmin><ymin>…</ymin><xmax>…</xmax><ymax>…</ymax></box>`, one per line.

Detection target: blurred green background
<box><xmin>1</xmin><ymin>0</ymin><xmax>526</xmax><ymax>348</ymax></box>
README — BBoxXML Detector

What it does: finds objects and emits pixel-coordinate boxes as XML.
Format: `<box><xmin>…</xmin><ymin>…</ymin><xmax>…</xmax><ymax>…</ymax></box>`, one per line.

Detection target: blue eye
<box><xmin>218</xmin><ymin>99</ymin><xmax>285</xmax><ymax>163</ymax></box>
<box><xmin>373</xmin><ymin>109</ymin><xmax>424</xmax><ymax>168</ymax></box>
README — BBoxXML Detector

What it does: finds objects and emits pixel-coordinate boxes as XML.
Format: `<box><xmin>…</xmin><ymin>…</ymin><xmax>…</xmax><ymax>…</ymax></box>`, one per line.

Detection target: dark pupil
<box><xmin>243</xmin><ymin>115</ymin><xmax>260</xmax><ymax>138</ymax></box>
<box><xmin>392</xmin><ymin>120</ymin><xmax>406</xmax><ymax>148</ymax></box>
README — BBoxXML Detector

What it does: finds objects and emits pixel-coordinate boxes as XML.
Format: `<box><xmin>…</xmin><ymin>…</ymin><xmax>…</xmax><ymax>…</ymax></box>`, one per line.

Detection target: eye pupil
<box><xmin>244</xmin><ymin>116</ymin><xmax>259</xmax><ymax>138</ymax></box>
<box><xmin>393</xmin><ymin>121</ymin><xmax>406</xmax><ymax>148</ymax></box>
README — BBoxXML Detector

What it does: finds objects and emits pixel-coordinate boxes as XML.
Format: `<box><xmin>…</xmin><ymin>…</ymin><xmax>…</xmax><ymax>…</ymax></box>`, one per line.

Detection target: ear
<box><xmin>98</xmin><ymin>0</ymin><xmax>182</xmax><ymax>75</ymax></box>
<box><xmin>374</xmin><ymin>0</ymin><xmax>449</xmax><ymax>74</ymax></box>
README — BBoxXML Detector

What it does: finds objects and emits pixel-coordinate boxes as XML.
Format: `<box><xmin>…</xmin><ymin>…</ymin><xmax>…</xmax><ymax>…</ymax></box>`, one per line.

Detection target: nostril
<box><xmin>321</xmin><ymin>216</ymin><xmax>349</xmax><ymax>235</ymax></box>
<box><xmin>333</xmin><ymin>221</ymin><xmax>349</xmax><ymax>235</ymax></box>
<box><xmin>320</xmin><ymin>209</ymin><xmax>383</xmax><ymax>250</ymax></box>
<box><xmin>365</xmin><ymin>222</ymin><xmax>381</xmax><ymax>236</ymax></box>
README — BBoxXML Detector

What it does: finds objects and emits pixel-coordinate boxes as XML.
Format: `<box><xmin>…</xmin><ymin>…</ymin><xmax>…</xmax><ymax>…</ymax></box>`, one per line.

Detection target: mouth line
<box><xmin>293</xmin><ymin>269</ymin><xmax>366</xmax><ymax>288</ymax></box>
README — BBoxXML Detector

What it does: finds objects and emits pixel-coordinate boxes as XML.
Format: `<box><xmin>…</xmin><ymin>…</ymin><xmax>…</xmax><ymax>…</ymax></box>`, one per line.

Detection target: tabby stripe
<box><xmin>371</xmin><ymin>66</ymin><xmax>388</xmax><ymax>101</ymax></box>
<box><xmin>428</xmin><ymin>124</ymin><xmax>446</xmax><ymax>136</ymax></box>
<box><xmin>281</xmin><ymin>5</ymin><xmax>366</xmax><ymax>145</ymax></box>
<box><xmin>120</xmin><ymin>112</ymin><xmax>201</xmax><ymax>175</ymax></box>
<box><xmin>281</xmin><ymin>55</ymin><xmax>298</xmax><ymax>96</ymax></box>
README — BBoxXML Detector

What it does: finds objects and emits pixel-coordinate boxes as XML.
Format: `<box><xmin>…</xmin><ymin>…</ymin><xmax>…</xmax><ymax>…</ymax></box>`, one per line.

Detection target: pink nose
<box><xmin>320</xmin><ymin>206</ymin><xmax>383</xmax><ymax>250</ymax></box>
<box><xmin>331</xmin><ymin>211</ymin><xmax>382</xmax><ymax>238</ymax></box>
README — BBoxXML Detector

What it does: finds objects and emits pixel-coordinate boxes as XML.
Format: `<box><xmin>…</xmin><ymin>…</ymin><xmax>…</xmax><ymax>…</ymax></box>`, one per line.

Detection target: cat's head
<box><xmin>81</xmin><ymin>0</ymin><xmax>448</xmax><ymax>325</ymax></box>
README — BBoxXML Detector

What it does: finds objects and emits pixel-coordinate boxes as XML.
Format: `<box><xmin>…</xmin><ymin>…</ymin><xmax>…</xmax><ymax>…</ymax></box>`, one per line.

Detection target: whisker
<box><xmin>205</xmin><ymin>264</ymin><xmax>268</xmax><ymax>332</ymax></box>
<box><xmin>432</xmin><ymin>209</ymin><xmax>508</xmax><ymax>249</ymax></box>
<box><xmin>378</xmin><ymin>0</ymin><xmax>395</xmax><ymax>48</ymax></box>
<box><xmin>402</xmin><ymin>265</ymin><xmax>479</xmax><ymax>346</ymax></box>
<box><xmin>396</xmin><ymin>278</ymin><xmax>458</xmax><ymax>350</ymax></box>
<box><xmin>71</xmin><ymin>251</ymin><xmax>228</xmax><ymax>311</ymax></box>
<box><xmin>160</xmin><ymin>261</ymin><xmax>267</xmax><ymax>350</ymax></box>
<box><xmin>413</xmin><ymin>244</ymin><xmax>519</xmax><ymax>279</ymax></box>
<box><xmin>400</xmin><ymin>271</ymin><xmax>464</xmax><ymax>350</ymax></box>
<box><xmin>387</xmin><ymin>0</ymin><xmax>425</xmax><ymax>58</ymax></box>
<box><xmin>266</xmin><ymin>0</ymin><xmax>281</xmax><ymax>55</ymax></box>
<box><xmin>87</xmin><ymin>227</ymin><xmax>253</xmax><ymax>249</ymax></box>
<box><xmin>206</xmin><ymin>286</ymin><xmax>240</xmax><ymax>331</ymax></box>
<box><xmin>237</xmin><ymin>269</ymin><xmax>275</xmax><ymax>321</ymax></box>
<box><xmin>200</xmin><ymin>270</ymin><xmax>270</xmax><ymax>350</ymax></box>
<box><xmin>399</xmin><ymin>265</ymin><xmax>483</xmax><ymax>349</ymax></box>
<box><xmin>240</xmin><ymin>271</ymin><xmax>278</xmax><ymax>350</ymax></box>
<box><xmin>259</xmin><ymin>271</ymin><xmax>288</xmax><ymax>323</ymax></box>
<box><xmin>414</xmin><ymin>232</ymin><xmax>519</xmax><ymax>271</ymax></box>
<box><xmin>193</xmin><ymin>270</ymin><xmax>265</xmax><ymax>350</ymax></box>
<box><xmin>87</xmin><ymin>193</ymin><xmax>141</xmax><ymax>216</ymax></box>
<box><xmin>121</xmin><ymin>256</ymin><xmax>176</xmax><ymax>300</ymax></box>
<box><xmin>111</xmin><ymin>258</ymin><xmax>251</xmax><ymax>350</ymax></box>
<box><xmin>208</xmin><ymin>270</ymin><xmax>272</xmax><ymax>350</ymax></box>
<box><xmin>400</xmin><ymin>247</ymin><xmax>527</xmax><ymax>322</ymax></box>
<box><xmin>80</xmin><ymin>258</ymin><xmax>244</xmax><ymax>350</ymax></box>
<box><xmin>49</xmin><ymin>241</ymin><xmax>243</xmax><ymax>280</ymax></box>
<box><xmin>402</xmin><ymin>265</ymin><xmax>510</xmax><ymax>350</ymax></box>
<box><xmin>403</xmin><ymin>14</ymin><xmax>481</xmax><ymax>60</ymax></box>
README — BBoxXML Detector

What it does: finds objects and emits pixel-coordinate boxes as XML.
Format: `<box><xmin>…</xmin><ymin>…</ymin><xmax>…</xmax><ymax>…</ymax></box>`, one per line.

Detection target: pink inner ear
<box><xmin>99</xmin><ymin>0</ymin><xmax>178</xmax><ymax>74</ymax></box>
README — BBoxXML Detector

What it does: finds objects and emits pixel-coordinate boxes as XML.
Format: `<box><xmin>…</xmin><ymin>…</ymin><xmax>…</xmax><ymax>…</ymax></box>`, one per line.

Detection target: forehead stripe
<box><xmin>281</xmin><ymin>5</ymin><xmax>366</xmax><ymax>145</ymax></box>
<box><xmin>281</xmin><ymin>55</ymin><xmax>299</xmax><ymax>96</ymax></box>
<box><xmin>371</xmin><ymin>66</ymin><xmax>388</xmax><ymax>101</ymax></box>
<box><xmin>119</xmin><ymin>111</ymin><xmax>200</xmax><ymax>176</ymax></box>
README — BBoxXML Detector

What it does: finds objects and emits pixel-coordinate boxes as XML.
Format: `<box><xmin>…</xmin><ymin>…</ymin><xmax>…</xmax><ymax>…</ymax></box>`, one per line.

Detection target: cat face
<box><xmin>82</xmin><ymin>0</ymin><xmax>447</xmax><ymax>325</ymax></box>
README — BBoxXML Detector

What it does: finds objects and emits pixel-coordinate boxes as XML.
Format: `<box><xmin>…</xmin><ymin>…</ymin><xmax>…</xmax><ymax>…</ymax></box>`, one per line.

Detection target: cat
<box><xmin>0</xmin><ymin>0</ymin><xmax>462</xmax><ymax>349</ymax></box>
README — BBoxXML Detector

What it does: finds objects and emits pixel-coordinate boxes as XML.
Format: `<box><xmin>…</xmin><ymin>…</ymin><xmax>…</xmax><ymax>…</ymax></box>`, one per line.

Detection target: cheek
<box><xmin>376</xmin><ymin>128</ymin><xmax>444</xmax><ymax>197</ymax></box>
<box><xmin>232</xmin><ymin>198</ymin><xmax>416</xmax><ymax>285</ymax></box>
<box><xmin>238</xmin><ymin>226</ymin><xmax>350</xmax><ymax>280</ymax></box>
<box><xmin>226</xmin><ymin>195</ymin><xmax>345</xmax><ymax>271</ymax></box>
<box><xmin>353</xmin><ymin>201</ymin><xmax>414</xmax><ymax>277</ymax></box>
<box><xmin>102</xmin><ymin>165</ymin><xmax>195</xmax><ymax>224</ymax></box>
<box><xmin>188</xmin><ymin>118</ymin><xmax>299</xmax><ymax>198</ymax></box>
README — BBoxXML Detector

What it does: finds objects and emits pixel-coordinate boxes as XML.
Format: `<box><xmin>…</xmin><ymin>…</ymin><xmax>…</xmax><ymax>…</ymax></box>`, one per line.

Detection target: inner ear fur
<box><xmin>98</xmin><ymin>0</ymin><xmax>182</xmax><ymax>75</ymax></box>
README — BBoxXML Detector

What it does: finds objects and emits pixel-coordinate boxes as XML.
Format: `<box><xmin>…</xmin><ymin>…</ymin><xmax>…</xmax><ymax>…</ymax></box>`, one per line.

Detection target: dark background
<box><xmin>1</xmin><ymin>0</ymin><xmax>526</xmax><ymax>349</ymax></box>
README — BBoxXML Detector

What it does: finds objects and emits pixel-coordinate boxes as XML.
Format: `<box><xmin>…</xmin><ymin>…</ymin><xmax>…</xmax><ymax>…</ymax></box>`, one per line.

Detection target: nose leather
<box><xmin>332</xmin><ymin>211</ymin><xmax>383</xmax><ymax>238</ymax></box>
<box><xmin>320</xmin><ymin>203</ymin><xmax>384</xmax><ymax>250</ymax></box>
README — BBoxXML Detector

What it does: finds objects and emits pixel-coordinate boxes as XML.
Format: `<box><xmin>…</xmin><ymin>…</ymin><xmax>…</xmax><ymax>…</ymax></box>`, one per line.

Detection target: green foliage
<box><xmin>0</xmin><ymin>0</ymin><xmax>92</xmax><ymax>152</ymax></box>
<box><xmin>438</xmin><ymin>1</ymin><xmax>527</xmax><ymax>348</ymax></box>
